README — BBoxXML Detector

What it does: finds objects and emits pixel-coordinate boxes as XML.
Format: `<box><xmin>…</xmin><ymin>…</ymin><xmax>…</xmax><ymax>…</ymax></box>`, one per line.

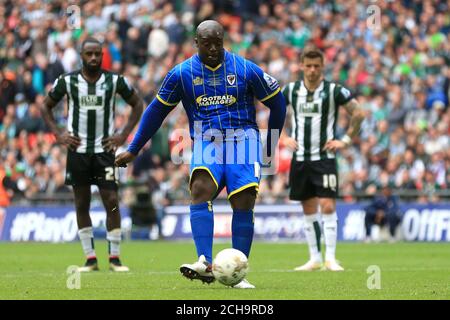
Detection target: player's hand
<box><xmin>283</xmin><ymin>137</ymin><xmax>299</xmax><ymax>151</ymax></box>
<box><xmin>261</xmin><ymin>141</ymin><xmax>274</xmax><ymax>168</ymax></box>
<box><xmin>115</xmin><ymin>151</ymin><xmax>136</xmax><ymax>168</ymax></box>
<box><xmin>323</xmin><ymin>139</ymin><xmax>347</xmax><ymax>153</ymax></box>
<box><xmin>56</xmin><ymin>132</ymin><xmax>81</xmax><ymax>151</ymax></box>
<box><xmin>261</xmin><ymin>154</ymin><xmax>273</xmax><ymax>168</ymax></box>
<box><xmin>102</xmin><ymin>133</ymin><xmax>127</xmax><ymax>153</ymax></box>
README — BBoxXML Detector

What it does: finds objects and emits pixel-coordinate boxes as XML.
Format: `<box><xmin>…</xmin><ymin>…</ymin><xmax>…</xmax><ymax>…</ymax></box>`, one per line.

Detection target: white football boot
<box><xmin>232</xmin><ymin>279</ymin><xmax>255</xmax><ymax>289</ymax></box>
<box><xmin>180</xmin><ymin>255</ymin><xmax>215</xmax><ymax>284</ymax></box>
<box><xmin>77</xmin><ymin>258</ymin><xmax>99</xmax><ymax>272</ymax></box>
<box><xmin>109</xmin><ymin>257</ymin><xmax>130</xmax><ymax>272</ymax></box>
<box><xmin>324</xmin><ymin>260</ymin><xmax>344</xmax><ymax>271</ymax></box>
<box><xmin>294</xmin><ymin>259</ymin><xmax>323</xmax><ymax>271</ymax></box>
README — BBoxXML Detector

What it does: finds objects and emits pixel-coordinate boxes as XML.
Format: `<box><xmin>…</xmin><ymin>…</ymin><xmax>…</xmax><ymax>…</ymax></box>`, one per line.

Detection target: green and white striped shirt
<box><xmin>49</xmin><ymin>70</ymin><xmax>134</xmax><ymax>154</ymax></box>
<box><xmin>282</xmin><ymin>80</ymin><xmax>353</xmax><ymax>161</ymax></box>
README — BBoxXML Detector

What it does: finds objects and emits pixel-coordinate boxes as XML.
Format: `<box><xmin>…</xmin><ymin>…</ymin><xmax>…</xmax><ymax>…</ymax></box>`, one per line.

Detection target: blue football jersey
<box><xmin>156</xmin><ymin>50</ymin><xmax>280</xmax><ymax>136</ymax></box>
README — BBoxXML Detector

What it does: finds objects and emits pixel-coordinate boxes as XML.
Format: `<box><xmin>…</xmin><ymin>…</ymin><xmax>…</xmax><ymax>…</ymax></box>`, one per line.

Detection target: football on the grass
<box><xmin>212</xmin><ymin>248</ymin><xmax>249</xmax><ymax>286</ymax></box>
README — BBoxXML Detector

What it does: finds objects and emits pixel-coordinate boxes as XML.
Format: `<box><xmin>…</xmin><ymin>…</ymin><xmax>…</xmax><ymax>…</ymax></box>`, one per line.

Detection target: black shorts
<box><xmin>289</xmin><ymin>158</ymin><xmax>338</xmax><ymax>201</ymax></box>
<box><xmin>65</xmin><ymin>151</ymin><xmax>118</xmax><ymax>190</ymax></box>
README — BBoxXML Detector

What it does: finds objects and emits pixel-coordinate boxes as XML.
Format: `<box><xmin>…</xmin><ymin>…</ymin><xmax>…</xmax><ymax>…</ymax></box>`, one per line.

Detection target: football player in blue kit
<box><xmin>115</xmin><ymin>20</ymin><xmax>286</xmax><ymax>288</ymax></box>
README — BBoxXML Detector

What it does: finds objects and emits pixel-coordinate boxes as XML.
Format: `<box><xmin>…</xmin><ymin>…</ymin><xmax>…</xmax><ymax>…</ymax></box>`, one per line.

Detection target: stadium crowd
<box><xmin>0</xmin><ymin>0</ymin><xmax>449</xmax><ymax>207</ymax></box>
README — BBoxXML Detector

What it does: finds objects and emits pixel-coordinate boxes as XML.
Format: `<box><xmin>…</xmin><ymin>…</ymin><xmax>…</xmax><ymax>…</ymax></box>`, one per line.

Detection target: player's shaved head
<box><xmin>196</xmin><ymin>20</ymin><xmax>224</xmax><ymax>38</ymax></box>
<box><xmin>195</xmin><ymin>20</ymin><xmax>224</xmax><ymax>68</ymax></box>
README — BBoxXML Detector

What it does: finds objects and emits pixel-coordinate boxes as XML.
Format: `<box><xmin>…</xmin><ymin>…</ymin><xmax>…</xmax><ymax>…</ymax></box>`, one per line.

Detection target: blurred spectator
<box><xmin>17</xmin><ymin>103</ymin><xmax>46</xmax><ymax>134</ymax></box>
<box><xmin>0</xmin><ymin>70</ymin><xmax>16</xmax><ymax>121</ymax></box>
<box><xmin>0</xmin><ymin>166</ymin><xmax>11</xmax><ymax>207</ymax></box>
<box><xmin>148</xmin><ymin>28</ymin><xmax>169</xmax><ymax>59</ymax></box>
<box><xmin>364</xmin><ymin>184</ymin><xmax>403</xmax><ymax>242</ymax></box>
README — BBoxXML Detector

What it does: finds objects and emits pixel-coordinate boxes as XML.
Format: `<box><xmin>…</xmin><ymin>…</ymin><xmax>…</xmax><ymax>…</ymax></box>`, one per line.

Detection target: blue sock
<box><xmin>232</xmin><ymin>209</ymin><xmax>254</xmax><ymax>258</ymax></box>
<box><xmin>190</xmin><ymin>202</ymin><xmax>214</xmax><ymax>263</ymax></box>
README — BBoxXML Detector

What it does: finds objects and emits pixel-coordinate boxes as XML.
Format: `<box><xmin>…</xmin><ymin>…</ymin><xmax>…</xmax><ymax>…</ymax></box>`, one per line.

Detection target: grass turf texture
<box><xmin>0</xmin><ymin>242</ymin><xmax>449</xmax><ymax>300</ymax></box>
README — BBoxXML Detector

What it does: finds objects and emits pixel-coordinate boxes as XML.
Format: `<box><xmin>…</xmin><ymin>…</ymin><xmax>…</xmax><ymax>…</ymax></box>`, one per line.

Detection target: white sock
<box><xmin>322</xmin><ymin>212</ymin><xmax>338</xmax><ymax>261</ymax></box>
<box><xmin>107</xmin><ymin>228</ymin><xmax>121</xmax><ymax>258</ymax></box>
<box><xmin>78</xmin><ymin>227</ymin><xmax>96</xmax><ymax>259</ymax></box>
<box><xmin>303</xmin><ymin>213</ymin><xmax>322</xmax><ymax>263</ymax></box>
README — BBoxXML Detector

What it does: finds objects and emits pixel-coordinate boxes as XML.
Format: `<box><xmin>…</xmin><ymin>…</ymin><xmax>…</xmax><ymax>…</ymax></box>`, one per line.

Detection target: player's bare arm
<box><xmin>42</xmin><ymin>95</ymin><xmax>81</xmax><ymax>151</ymax></box>
<box><xmin>103</xmin><ymin>91</ymin><xmax>143</xmax><ymax>152</ymax></box>
<box><xmin>341</xmin><ymin>98</ymin><xmax>365</xmax><ymax>139</ymax></box>
<box><xmin>280</xmin><ymin>107</ymin><xmax>298</xmax><ymax>151</ymax></box>
<box><xmin>323</xmin><ymin>98</ymin><xmax>364</xmax><ymax>153</ymax></box>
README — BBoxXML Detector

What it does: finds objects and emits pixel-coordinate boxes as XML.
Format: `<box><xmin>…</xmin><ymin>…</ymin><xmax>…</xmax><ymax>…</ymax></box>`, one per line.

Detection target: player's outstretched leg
<box><xmin>179</xmin><ymin>202</ymin><xmax>215</xmax><ymax>284</ymax></box>
<box><xmin>180</xmin><ymin>171</ymin><xmax>216</xmax><ymax>284</ymax></box>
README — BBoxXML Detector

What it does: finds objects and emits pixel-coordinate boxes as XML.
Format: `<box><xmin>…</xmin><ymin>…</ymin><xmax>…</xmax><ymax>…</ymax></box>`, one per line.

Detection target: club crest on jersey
<box><xmin>226</xmin><ymin>74</ymin><xmax>236</xmax><ymax>86</ymax></box>
<box><xmin>193</xmin><ymin>76</ymin><xmax>204</xmax><ymax>86</ymax></box>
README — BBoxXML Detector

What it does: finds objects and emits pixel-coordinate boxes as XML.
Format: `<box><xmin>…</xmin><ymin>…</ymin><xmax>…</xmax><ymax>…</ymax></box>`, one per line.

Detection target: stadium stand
<box><xmin>0</xmin><ymin>0</ymin><xmax>449</xmax><ymax>206</ymax></box>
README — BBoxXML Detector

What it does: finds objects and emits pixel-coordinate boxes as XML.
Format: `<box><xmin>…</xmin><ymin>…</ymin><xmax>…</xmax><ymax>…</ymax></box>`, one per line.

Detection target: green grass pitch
<box><xmin>0</xmin><ymin>241</ymin><xmax>449</xmax><ymax>300</ymax></box>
